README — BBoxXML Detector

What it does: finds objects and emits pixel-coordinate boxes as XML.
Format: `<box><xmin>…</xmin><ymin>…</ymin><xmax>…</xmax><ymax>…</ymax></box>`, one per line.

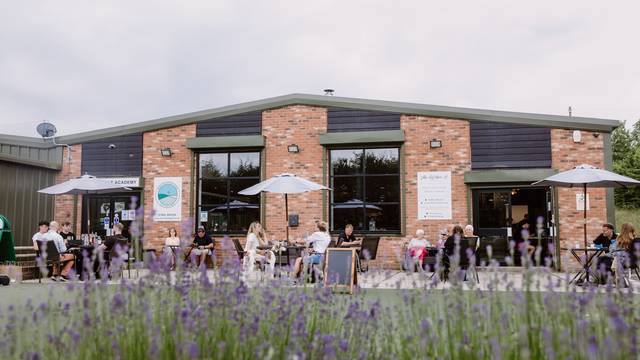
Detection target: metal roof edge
<box><xmin>0</xmin><ymin>152</ymin><xmax>62</xmax><ymax>170</ymax></box>
<box><xmin>0</xmin><ymin>134</ymin><xmax>57</xmax><ymax>148</ymax></box>
<box><xmin>32</xmin><ymin>93</ymin><xmax>621</xmax><ymax>144</ymax></box>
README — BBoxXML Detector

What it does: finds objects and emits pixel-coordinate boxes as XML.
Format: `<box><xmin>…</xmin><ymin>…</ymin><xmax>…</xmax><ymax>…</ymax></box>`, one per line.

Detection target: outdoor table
<box><xmin>562</xmin><ymin>247</ymin><xmax>606</xmax><ymax>285</ymax></box>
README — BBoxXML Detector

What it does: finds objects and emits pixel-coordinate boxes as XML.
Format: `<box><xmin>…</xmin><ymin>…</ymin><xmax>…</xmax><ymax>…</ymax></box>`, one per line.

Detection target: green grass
<box><xmin>615</xmin><ymin>207</ymin><xmax>640</xmax><ymax>227</ymax></box>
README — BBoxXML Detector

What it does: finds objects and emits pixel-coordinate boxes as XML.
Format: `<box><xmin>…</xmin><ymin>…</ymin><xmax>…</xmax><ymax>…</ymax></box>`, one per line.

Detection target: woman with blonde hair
<box><xmin>245</xmin><ymin>221</ymin><xmax>275</xmax><ymax>272</ymax></box>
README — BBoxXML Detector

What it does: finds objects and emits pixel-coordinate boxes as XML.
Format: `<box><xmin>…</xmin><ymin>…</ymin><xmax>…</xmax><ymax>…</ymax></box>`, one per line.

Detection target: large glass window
<box><xmin>198</xmin><ymin>151</ymin><xmax>261</xmax><ymax>233</ymax></box>
<box><xmin>330</xmin><ymin>148</ymin><xmax>400</xmax><ymax>233</ymax></box>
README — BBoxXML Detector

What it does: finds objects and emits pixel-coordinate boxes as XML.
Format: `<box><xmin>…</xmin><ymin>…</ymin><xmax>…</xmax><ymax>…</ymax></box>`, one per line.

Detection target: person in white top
<box><xmin>43</xmin><ymin>221</ymin><xmax>76</xmax><ymax>281</ymax></box>
<box><xmin>293</xmin><ymin>221</ymin><xmax>331</xmax><ymax>279</ymax></box>
<box><xmin>407</xmin><ymin>229</ymin><xmax>430</xmax><ymax>270</ymax></box>
<box><xmin>163</xmin><ymin>228</ymin><xmax>181</xmax><ymax>269</ymax></box>
<box><xmin>32</xmin><ymin>220</ymin><xmax>49</xmax><ymax>251</ymax></box>
<box><xmin>464</xmin><ymin>224</ymin><xmax>480</xmax><ymax>249</ymax></box>
<box><xmin>244</xmin><ymin>222</ymin><xmax>275</xmax><ymax>272</ymax></box>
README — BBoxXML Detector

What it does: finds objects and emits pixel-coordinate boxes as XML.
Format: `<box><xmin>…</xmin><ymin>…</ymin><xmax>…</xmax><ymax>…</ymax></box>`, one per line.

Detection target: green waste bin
<box><xmin>0</xmin><ymin>215</ymin><xmax>17</xmax><ymax>262</ymax></box>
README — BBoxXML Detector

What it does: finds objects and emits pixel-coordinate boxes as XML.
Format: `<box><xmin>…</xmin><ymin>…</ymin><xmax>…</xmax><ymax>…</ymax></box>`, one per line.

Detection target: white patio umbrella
<box><xmin>532</xmin><ymin>164</ymin><xmax>640</xmax><ymax>281</ymax></box>
<box><xmin>38</xmin><ymin>174</ymin><xmax>132</xmax><ymax>232</ymax></box>
<box><xmin>238</xmin><ymin>173</ymin><xmax>331</xmax><ymax>240</ymax></box>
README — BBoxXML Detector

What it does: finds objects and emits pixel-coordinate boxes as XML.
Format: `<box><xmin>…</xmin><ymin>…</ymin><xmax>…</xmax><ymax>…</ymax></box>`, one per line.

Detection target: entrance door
<box><xmin>473</xmin><ymin>190</ymin><xmax>511</xmax><ymax>237</ymax></box>
<box><xmin>82</xmin><ymin>193</ymin><xmax>140</xmax><ymax>237</ymax></box>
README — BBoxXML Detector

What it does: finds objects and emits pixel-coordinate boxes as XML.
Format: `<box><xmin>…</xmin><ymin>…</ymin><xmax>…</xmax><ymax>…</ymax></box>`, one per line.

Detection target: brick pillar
<box><xmin>54</xmin><ymin>144</ymin><xmax>83</xmax><ymax>234</ymax></box>
<box><xmin>142</xmin><ymin>124</ymin><xmax>196</xmax><ymax>250</ymax></box>
<box><xmin>551</xmin><ymin>129</ymin><xmax>607</xmax><ymax>270</ymax></box>
<box><xmin>262</xmin><ymin>105</ymin><xmax>327</xmax><ymax>240</ymax></box>
<box><xmin>366</xmin><ymin>115</ymin><xmax>472</xmax><ymax>269</ymax></box>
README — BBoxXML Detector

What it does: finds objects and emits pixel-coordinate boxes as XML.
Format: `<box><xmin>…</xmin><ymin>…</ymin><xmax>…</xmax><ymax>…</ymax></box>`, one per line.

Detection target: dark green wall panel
<box><xmin>0</xmin><ymin>160</ymin><xmax>56</xmax><ymax>247</ymax></box>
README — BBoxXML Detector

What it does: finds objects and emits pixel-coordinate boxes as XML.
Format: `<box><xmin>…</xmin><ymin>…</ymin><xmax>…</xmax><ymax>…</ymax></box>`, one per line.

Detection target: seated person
<box><xmin>463</xmin><ymin>225</ymin><xmax>480</xmax><ymax>249</ymax></box>
<box><xmin>336</xmin><ymin>224</ymin><xmax>361</xmax><ymax>247</ymax></box>
<box><xmin>191</xmin><ymin>226</ymin><xmax>214</xmax><ymax>267</ymax></box>
<box><xmin>94</xmin><ymin>223</ymin><xmax>129</xmax><ymax>276</ymax></box>
<box><xmin>293</xmin><ymin>221</ymin><xmax>331</xmax><ymax>279</ymax></box>
<box><xmin>594</xmin><ymin>223</ymin><xmax>617</xmax><ymax>276</ymax></box>
<box><xmin>59</xmin><ymin>221</ymin><xmax>76</xmax><ymax>245</ymax></box>
<box><xmin>32</xmin><ymin>220</ymin><xmax>49</xmax><ymax>251</ymax></box>
<box><xmin>163</xmin><ymin>227</ymin><xmax>180</xmax><ymax>268</ymax></box>
<box><xmin>594</xmin><ymin>223</ymin><xmax>617</xmax><ymax>248</ymax></box>
<box><xmin>436</xmin><ymin>228</ymin><xmax>448</xmax><ymax>249</ymax></box>
<box><xmin>406</xmin><ymin>229</ymin><xmax>429</xmax><ymax>270</ymax></box>
<box><xmin>244</xmin><ymin>221</ymin><xmax>275</xmax><ymax>271</ymax></box>
<box><xmin>44</xmin><ymin>221</ymin><xmax>76</xmax><ymax>281</ymax></box>
<box><xmin>444</xmin><ymin>225</ymin><xmax>465</xmax><ymax>257</ymax></box>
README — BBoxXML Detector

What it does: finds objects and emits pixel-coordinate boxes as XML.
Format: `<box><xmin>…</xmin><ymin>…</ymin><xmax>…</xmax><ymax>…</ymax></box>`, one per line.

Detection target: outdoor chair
<box><xmin>35</xmin><ymin>240</ymin><xmax>60</xmax><ymax>283</ymax></box>
<box><xmin>442</xmin><ymin>237</ymin><xmax>479</xmax><ymax>283</ymax></box>
<box><xmin>359</xmin><ymin>236</ymin><xmax>380</xmax><ymax>272</ymax></box>
<box><xmin>613</xmin><ymin>239</ymin><xmax>640</xmax><ymax>287</ymax></box>
<box><xmin>232</xmin><ymin>238</ymin><xmax>266</xmax><ymax>272</ymax></box>
<box><xmin>106</xmin><ymin>239</ymin><xmax>135</xmax><ymax>279</ymax></box>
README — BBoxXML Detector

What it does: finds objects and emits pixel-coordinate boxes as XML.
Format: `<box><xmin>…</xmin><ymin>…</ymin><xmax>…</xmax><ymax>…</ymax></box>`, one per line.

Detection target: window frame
<box><xmin>196</xmin><ymin>150</ymin><xmax>262</xmax><ymax>235</ymax></box>
<box><xmin>328</xmin><ymin>146</ymin><xmax>402</xmax><ymax>235</ymax></box>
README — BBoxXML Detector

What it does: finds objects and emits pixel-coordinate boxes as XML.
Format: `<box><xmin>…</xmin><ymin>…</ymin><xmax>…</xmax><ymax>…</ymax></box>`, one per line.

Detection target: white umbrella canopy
<box><xmin>238</xmin><ymin>173</ymin><xmax>330</xmax><ymax>195</ymax></box>
<box><xmin>38</xmin><ymin>174</ymin><xmax>132</xmax><ymax>233</ymax></box>
<box><xmin>38</xmin><ymin>174</ymin><xmax>131</xmax><ymax>195</ymax></box>
<box><xmin>532</xmin><ymin>164</ymin><xmax>640</xmax><ymax>283</ymax></box>
<box><xmin>238</xmin><ymin>173</ymin><xmax>331</xmax><ymax>240</ymax></box>
<box><xmin>532</xmin><ymin>164</ymin><xmax>640</xmax><ymax>188</ymax></box>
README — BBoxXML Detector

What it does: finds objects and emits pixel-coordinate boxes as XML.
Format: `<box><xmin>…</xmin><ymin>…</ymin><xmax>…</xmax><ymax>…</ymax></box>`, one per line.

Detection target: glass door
<box><xmin>473</xmin><ymin>190</ymin><xmax>511</xmax><ymax>237</ymax></box>
<box><xmin>82</xmin><ymin>193</ymin><xmax>140</xmax><ymax>237</ymax></box>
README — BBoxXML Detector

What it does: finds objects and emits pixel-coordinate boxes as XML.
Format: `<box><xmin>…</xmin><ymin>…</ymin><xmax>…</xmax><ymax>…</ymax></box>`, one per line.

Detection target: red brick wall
<box><xmin>142</xmin><ymin>124</ymin><xmax>196</xmax><ymax>251</ymax></box>
<box><xmin>261</xmin><ymin>105</ymin><xmax>328</xmax><ymax>240</ymax></box>
<box><xmin>551</xmin><ymin>129</ymin><xmax>607</xmax><ymax>270</ymax></box>
<box><xmin>368</xmin><ymin>116</ymin><xmax>472</xmax><ymax>270</ymax></box>
<box><xmin>54</xmin><ymin>144</ymin><xmax>82</xmax><ymax>234</ymax></box>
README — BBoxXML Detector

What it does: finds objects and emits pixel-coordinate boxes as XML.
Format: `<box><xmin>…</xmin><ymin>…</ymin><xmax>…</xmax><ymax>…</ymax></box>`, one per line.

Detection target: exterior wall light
<box><xmin>429</xmin><ymin>139</ymin><xmax>442</xmax><ymax>148</ymax></box>
<box><xmin>160</xmin><ymin>148</ymin><xmax>172</xmax><ymax>157</ymax></box>
<box><xmin>287</xmin><ymin>144</ymin><xmax>300</xmax><ymax>153</ymax></box>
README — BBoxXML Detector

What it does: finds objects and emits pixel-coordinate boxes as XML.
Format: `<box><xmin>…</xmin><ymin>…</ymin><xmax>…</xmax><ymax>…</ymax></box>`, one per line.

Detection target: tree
<box><xmin>613</xmin><ymin>119</ymin><xmax>640</xmax><ymax>208</ymax></box>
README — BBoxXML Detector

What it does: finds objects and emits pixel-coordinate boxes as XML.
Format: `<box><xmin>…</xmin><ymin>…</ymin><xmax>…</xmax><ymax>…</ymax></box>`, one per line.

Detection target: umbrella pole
<box><xmin>583</xmin><ymin>183</ymin><xmax>589</xmax><ymax>283</ymax></box>
<box><xmin>285</xmin><ymin>193</ymin><xmax>289</xmax><ymax>242</ymax></box>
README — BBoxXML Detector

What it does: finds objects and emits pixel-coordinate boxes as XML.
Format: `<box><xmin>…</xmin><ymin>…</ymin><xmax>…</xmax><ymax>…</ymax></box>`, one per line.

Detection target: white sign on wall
<box><xmin>576</xmin><ymin>193</ymin><xmax>590</xmax><ymax>211</ymax></box>
<box><xmin>153</xmin><ymin>177</ymin><xmax>182</xmax><ymax>221</ymax></box>
<box><xmin>417</xmin><ymin>171</ymin><xmax>452</xmax><ymax>220</ymax></box>
<box><xmin>97</xmin><ymin>177</ymin><xmax>141</xmax><ymax>187</ymax></box>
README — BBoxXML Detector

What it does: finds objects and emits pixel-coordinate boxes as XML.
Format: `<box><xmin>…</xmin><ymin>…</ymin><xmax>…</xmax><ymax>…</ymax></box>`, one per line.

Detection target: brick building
<box><xmin>0</xmin><ymin>94</ymin><xmax>620</xmax><ymax>269</ymax></box>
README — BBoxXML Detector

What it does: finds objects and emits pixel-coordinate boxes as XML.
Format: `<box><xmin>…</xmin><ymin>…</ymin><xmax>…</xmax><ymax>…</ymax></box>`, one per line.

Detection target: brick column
<box><xmin>54</xmin><ymin>144</ymin><xmax>82</xmax><ymax>234</ymax></box>
<box><xmin>551</xmin><ymin>129</ymin><xmax>607</xmax><ymax>270</ymax></box>
<box><xmin>262</xmin><ymin>105</ymin><xmax>328</xmax><ymax>240</ymax></box>
<box><xmin>142</xmin><ymin>124</ymin><xmax>196</xmax><ymax>250</ymax></box>
<box><xmin>367</xmin><ymin>115</ymin><xmax>473</xmax><ymax>269</ymax></box>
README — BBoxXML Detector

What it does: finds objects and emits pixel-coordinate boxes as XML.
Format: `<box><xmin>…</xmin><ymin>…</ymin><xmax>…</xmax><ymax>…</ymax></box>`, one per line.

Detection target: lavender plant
<box><xmin>1</xmin><ymin>218</ymin><xmax>639</xmax><ymax>359</ymax></box>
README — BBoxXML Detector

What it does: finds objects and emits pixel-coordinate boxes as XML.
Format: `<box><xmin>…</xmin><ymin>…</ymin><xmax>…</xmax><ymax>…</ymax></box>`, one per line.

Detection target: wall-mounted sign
<box><xmin>576</xmin><ymin>193</ymin><xmax>590</xmax><ymax>211</ymax></box>
<box><xmin>97</xmin><ymin>177</ymin><xmax>141</xmax><ymax>187</ymax></box>
<box><xmin>121</xmin><ymin>210</ymin><xmax>136</xmax><ymax>221</ymax></box>
<box><xmin>153</xmin><ymin>177</ymin><xmax>182</xmax><ymax>222</ymax></box>
<box><xmin>417</xmin><ymin>171</ymin><xmax>452</xmax><ymax>220</ymax></box>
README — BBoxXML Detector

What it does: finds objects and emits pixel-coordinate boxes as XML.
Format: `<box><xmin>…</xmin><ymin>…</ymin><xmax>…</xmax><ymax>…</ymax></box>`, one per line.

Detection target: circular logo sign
<box><xmin>156</xmin><ymin>182</ymin><xmax>180</xmax><ymax>208</ymax></box>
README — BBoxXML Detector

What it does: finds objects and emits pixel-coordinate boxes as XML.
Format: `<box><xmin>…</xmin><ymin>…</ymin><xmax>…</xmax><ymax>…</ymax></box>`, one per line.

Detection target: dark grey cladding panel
<box><xmin>81</xmin><ymin>133</ymin><xmax>142</xmax><ymax>176</ymax></box>
<box><xmin>470</xmin><ymin>121</ymin><xmax>551</xmax><ymax>169</ymax></box>
<box><xmin>196</xmin><ymin>111</ymin><xmax>262</xmax><ymax>136</ymax></box>
<box><xmin>327</xmin><ymin>107</ymin><xmax>400</xmax><ymax>133</ymax></box>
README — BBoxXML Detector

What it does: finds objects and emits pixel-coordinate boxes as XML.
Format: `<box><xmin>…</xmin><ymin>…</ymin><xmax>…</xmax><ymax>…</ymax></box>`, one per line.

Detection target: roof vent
<box><xmin>323</xmin><ymin>89</ymin><xmax>334</xmax><ymax>96</ymax></box>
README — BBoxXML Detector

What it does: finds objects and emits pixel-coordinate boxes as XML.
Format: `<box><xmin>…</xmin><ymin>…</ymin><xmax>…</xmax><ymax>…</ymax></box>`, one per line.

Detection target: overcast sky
<box><xmin>1</xmin><ymin>1</ymin><xmax>638</xmax><ymax>137</ymax></box>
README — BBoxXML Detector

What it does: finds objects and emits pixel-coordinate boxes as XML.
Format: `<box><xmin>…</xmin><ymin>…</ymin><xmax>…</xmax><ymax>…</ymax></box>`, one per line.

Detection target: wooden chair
<box><xmin>35</xmin><ymin>240</ymin><xmax>60</xmax><ymax>283</ymax></box>
<box><xmin>359</xmin><ymin>236</ymin><xmax>380</xmax><ymax>272</ymax></box>
<box><xmin>232</xmin><ymin>238</ymin><xmax>264</xmax><ymax>272</ymax></box>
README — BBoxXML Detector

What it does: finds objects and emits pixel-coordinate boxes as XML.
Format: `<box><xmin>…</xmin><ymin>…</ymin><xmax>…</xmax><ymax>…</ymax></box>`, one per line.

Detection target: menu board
<box><xmin>417</xmin><ymin>171</ymin><xmax>452</xmax><ymax>220</ymax></box>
